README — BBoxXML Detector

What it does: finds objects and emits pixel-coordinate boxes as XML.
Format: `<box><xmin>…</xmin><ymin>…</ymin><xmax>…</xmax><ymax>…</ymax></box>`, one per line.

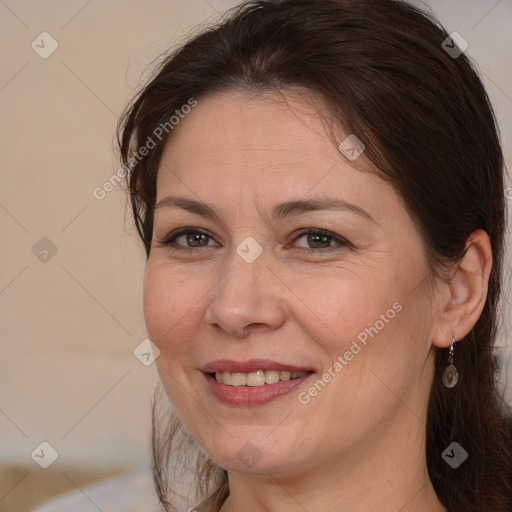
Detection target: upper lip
<box><xmin>201</xmin><ymin>359</ymin><xmax>315</xmax><ymax>374</ymax></box>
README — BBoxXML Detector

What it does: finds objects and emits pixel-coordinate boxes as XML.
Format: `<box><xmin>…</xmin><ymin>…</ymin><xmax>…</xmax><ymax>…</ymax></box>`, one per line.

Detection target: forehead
<box><xmin>162</xmin><ymin>90</ymin><xmax>334</xmax><ymax>166</ymax></box>
<box><xmin>155</xmin><ymin>89</ymin><xmax>403</xmax><ymax>222</ymax></box>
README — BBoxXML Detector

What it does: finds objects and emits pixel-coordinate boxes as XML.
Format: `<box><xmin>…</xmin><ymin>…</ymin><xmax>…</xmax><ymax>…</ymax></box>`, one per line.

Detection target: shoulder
<box><xmin>30</xmin><ymin>467</ymin><xmax>161</xmax><ymax>512</ymax></box>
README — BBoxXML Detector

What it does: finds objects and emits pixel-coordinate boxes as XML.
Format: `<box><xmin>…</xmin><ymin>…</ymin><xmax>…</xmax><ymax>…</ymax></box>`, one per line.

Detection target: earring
<box><xmin>443</xmin><ymin>336</ymin><xmax>458</xmax><ymax>388</ymax></box>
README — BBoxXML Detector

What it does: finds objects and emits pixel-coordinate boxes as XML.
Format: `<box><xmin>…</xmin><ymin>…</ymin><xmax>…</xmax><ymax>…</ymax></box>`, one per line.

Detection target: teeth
<box><xmin>280</xmin><ymin>371</ymin><xmax>291</xmax><ymax>381</ymax></box>
<box><xmin>247</xmin><ymin>370</ymin><xmax>265</xmax><ymax>386</ymax></box>
<box><xmin>214</xmin><ymin>370</ymin><xmax>307</xmax><ymax>386</ymax></box>
<box><xmin>230</xmin><ymin>373</ymin><xmax>246</xmax><ymax>386</ymax></box>
<box><xmin>265</xmin><ymin>370</ymin><xmax>280</xmax><ymax>384</ymax></box>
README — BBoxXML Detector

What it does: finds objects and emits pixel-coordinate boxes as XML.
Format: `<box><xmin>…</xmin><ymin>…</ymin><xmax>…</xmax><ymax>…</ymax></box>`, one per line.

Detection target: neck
<box><xmin>218</xmin><ymin>409</ymin><xmax>446</xmax><ymax>512</ymax></box>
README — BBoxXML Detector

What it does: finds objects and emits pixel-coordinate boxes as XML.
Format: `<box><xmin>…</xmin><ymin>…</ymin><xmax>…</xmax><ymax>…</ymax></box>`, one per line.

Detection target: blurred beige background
<box><xmin>1</xmin><ymin>0</ymin><xmax>511</xmax><ymax>511</ymax></box>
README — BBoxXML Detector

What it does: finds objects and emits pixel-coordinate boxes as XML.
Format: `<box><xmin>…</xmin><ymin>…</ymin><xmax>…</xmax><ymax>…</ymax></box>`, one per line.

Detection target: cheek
<box><xmin>291</xmin><ymin>266</ymin><xmax>429</xmax><ymax>408</ymax></box>
<box><xmin>143</xmin><ymin>264</ymin><xmax>208</xmax><ymax>423</ymax></box>
<box><xmin>289</xmin><ymin>269</ymin><xmax>402</xmax><ymax>356</ymax></box>
<box><xmin>143</xmin><ymin>263</ymin><xmax>205</xmax><ymax>358</ymax></box>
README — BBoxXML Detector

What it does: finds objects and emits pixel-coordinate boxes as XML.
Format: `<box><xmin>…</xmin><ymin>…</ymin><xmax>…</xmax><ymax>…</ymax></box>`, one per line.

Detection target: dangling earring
<box><xmin>443</xmin><ymin>335</ymin><xmax>458</xmax><ymax>388</ymax></box>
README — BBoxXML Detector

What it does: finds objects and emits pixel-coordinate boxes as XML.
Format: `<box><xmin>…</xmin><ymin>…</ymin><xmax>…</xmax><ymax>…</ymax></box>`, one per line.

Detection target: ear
<box><xmin>432</xmin><ymin>229</ymin><xmax>493</xmax><ymax>348</ymax></box>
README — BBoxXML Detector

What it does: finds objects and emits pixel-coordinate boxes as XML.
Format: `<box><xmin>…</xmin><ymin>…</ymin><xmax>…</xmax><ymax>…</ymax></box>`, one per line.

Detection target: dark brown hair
<box><xmin>117</xmin><ymin>1</ymin><xmax>512</xmax><ymax>510</ymax></box>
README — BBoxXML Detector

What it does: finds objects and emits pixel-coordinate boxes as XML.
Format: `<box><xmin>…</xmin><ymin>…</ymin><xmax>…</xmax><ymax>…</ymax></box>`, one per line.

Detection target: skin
<box><xmin>143</xmin><ymin>88</ymin><xmax>492</xmax><ymax>512</ymax></box>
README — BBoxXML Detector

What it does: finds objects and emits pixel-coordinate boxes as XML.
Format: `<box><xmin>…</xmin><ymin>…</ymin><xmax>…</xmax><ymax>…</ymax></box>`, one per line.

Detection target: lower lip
<box><xmin>203</xmin><ymin>372</ymin><xmax>314</xmax><ymax>406</ymax></box>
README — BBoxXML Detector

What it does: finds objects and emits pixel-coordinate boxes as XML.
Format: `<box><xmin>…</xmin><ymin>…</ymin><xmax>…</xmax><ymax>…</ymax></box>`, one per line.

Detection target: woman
<box><xmin>117</xmin><ymin>0</ymin><xmax>512</xmax><ymax>510</ymax></box>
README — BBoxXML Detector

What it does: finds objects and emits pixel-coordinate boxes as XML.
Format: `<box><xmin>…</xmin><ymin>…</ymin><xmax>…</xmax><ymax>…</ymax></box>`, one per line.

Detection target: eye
<box><xmin>156</xmin><ymin>228</ymin><xmax>217</xmax><ymax>251</ymax></box>
<box><xmin>289</xmin><ymin>229</ymin><xmax>350</xmax><ymax>253</ymax></box>
<box><xmin>155</xmin><ymin>227</ymin><xmax>350</xmax><ymax>254</ymax></box>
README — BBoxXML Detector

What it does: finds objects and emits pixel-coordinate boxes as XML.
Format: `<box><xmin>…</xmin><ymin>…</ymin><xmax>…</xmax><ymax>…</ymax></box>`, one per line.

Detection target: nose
<box><xmin>205</xmin><ymin>247</ymin><xmax>287</xmax><ymax>338</ymax></box>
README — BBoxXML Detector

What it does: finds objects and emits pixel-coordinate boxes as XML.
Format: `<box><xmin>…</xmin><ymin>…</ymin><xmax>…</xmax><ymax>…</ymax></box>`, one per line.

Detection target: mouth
<box><xmin>201</xmin><ymin>359</ymin><xmax>315</xmax><ymax>406</ymax></box>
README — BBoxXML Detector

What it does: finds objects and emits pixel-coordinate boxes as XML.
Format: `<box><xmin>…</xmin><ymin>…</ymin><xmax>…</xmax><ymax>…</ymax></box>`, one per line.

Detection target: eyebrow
<box><xmin>154</xmin><ymin>195</ymin><xmax>377</xmax><ymax>224</ymax></box>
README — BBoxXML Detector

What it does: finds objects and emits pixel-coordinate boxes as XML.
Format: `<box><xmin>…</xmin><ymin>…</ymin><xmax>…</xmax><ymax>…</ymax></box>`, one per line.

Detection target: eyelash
<box><xmin>156</xmin><ymin>227</ymin><xmax>350</xmax><ymax>254</ymax></box>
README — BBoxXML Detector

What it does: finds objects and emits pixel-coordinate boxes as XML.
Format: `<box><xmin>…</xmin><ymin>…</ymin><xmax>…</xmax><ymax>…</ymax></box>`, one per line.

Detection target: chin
<box><xmin>196</xmin><ymin>429</ymin><xmax>307</xmax><ymax>475</ymax></box>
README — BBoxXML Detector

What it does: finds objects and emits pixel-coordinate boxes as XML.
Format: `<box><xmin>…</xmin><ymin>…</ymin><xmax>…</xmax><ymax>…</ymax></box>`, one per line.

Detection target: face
<box><xmin>144</xmin><ymin>89</ymin><xmax>440</xmax><ymax>477</ymax></box>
